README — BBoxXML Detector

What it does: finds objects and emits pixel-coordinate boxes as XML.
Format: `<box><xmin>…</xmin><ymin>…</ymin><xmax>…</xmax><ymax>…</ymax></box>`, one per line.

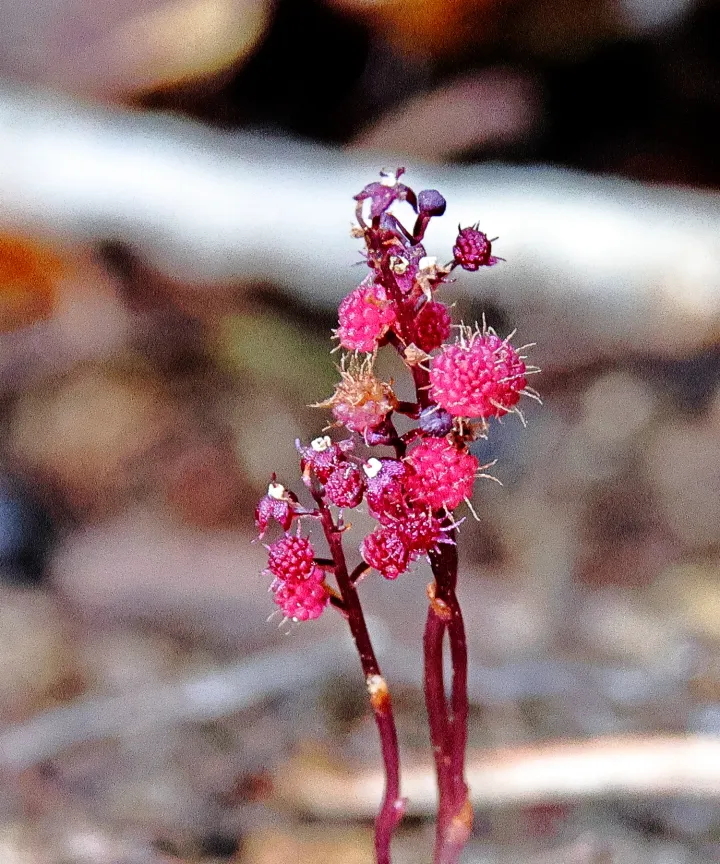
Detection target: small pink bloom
<box><xmin>412</xmin><ymin>300</ymin><xmax>452</xmax><ymax>353</ymax></box>
<box><xmin>361</xmin><ymin>526</ymin><xmax>410</xmax><ymax>580</ymax></box>
<box><xmin>398</xmin><ymin>508</ymin><xmax>444</xmax><ymax>555</ymax></box>
<box><xmin>363</xmin><ymin>457</ymin><xmax>411</xmax><ymax>524</ymax></box>
<box><xmin>325</xmin><ymin>464</ymin><xmax>365</xmax><ymax>509</ymax></box>
<box><xmin>296</xmin><ymin>436</ymin><xmax>353</xmax><ymax>482</ymax></box>
<box><xmin>272</xmin><ymin>567</ymin><xmax>329</xmax><ymax>621</ymax></box>
<box><xmin>429</xmin><ymin>328</ymin><xmax>527</xmax><ymax>419</ymax></box>
<box><xmin>336</xmin><ymin>283</ymin><xmax>396</xmax><ymax>353</ymax></box>
<box><xmin>266</xmin><ymin>533</ymin><xmax>317</xmax><ymax>581</ymax></box>
<box><xmin>254</xmin><ymin>479</ymin><xmax>297</xmax><ymax>538</ymax></box>
<box><xmin>405</xmin><ymin>438</ymin><xmax>478</xmax><ymax>511</ymax></box>
<box><xmin>453</xmin><ymin>226</ymin><xmax>500</xmax><ymax>270</ymax></box>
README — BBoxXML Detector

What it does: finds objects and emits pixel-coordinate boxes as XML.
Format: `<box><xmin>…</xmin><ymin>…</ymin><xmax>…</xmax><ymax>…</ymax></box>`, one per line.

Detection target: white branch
<box><xmin>276</xmin><ymin>735</ymin><xmax>720</xmax><ymax>816</ymax></box>
<box><xmin>2</xmin><ymin>84</ymin><xmax>720</xmax><ymax>357</ymax></box>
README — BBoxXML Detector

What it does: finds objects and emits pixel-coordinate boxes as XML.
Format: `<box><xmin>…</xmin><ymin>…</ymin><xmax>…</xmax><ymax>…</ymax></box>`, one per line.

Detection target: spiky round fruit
<box><xmin>452</xmin><ymin>226</ymin><xmax>499</xmax><ymax>270</ymax></box>
<box><xmin>266</xmin><ymin>533</ymin><xmax>317</xmax><ymax>581</ymax></box>
<box><xmin>361</xmin><ymin>526</ymin><xmax>410</xmax><ymax>580</ymax></box>
<box><xmin>325</xmin><ymin>464</ymin><xmax>364</xmax><ymax>508</ymax></box>
<box><xmin>336</xmin><ymin>283</ymin><xmax>396</xmax><ymax>353</ymax></box>
<box><xmin>398</xmin><ymin>508</ymin><xmax>444</xmax><ymax>555</ymax></box>
<box><xmin>412</xmin><ymin>301</ymin><xmax>452</xmax><ymax>353</ymax></box>
<box><xmin>405</xmin><ymin>437</ymin><xmax>478</xmax><ymax>511</ymax></box>
<box><xmin>429</xmin><ymin>329</ymin><xmax>527</xmax><ymax>419</ymax></box>
<box><xmin>272</xmin><ymin>566</ymin><xmax>329</xmax><ymax>621</ymax></box>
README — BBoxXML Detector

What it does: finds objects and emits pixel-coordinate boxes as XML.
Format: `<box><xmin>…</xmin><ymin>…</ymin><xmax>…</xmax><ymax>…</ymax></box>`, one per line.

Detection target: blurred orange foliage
<box><xmin>0</xmin><ymin>234</ymin><xmax>67</xmax><ymax>333</ymax></box>
<box><xmin>332</xmin><ymin>0</ymin><xmax>499</xmax><ymax>55</ymax></box>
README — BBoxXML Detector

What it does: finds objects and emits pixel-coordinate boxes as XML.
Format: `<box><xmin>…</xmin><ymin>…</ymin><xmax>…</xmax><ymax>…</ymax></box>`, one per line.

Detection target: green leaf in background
<box><xmin>216</xmin><ymin>312</ymin><xmax>337</xmax><ymax>405</ymax></box>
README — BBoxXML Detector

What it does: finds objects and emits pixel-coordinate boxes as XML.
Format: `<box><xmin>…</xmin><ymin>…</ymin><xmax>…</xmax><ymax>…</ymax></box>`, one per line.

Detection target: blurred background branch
<box><xmin>2</xmin><ymin>84</ymin><xmax>720</xmax><ymax>364</ymax></box>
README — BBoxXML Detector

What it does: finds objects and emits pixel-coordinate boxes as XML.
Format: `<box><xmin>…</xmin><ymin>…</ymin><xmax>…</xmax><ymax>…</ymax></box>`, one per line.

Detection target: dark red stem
<box><xmin>425</xmin><ymin>532</ymin><xmax>473</xmax><ymax>864</ymax></box>
<box><xmin>315</xmin><ymin>491</ymin><xmax>404</xmax><ymax>864</ymax></box>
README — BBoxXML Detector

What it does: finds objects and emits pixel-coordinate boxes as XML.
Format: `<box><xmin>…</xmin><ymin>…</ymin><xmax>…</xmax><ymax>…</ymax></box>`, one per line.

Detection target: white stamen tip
<box><xmin>311</xmin><ymin>435</ymin><xmax>333</xmax><ymax>452</ymax></box>
<box><xmin>268</xmin><ymin>482</ymin><xmax>285</xmax><ymax>499</ymax></box>
<box><xmin>418</xmin><ymin>256</ymin><xmax>437</xmax><ymax>270</ymax></box>
<box><xmin>363</xmin><ymin>457</ymin><xmax>383</xmax><ymax>478</ymax></box>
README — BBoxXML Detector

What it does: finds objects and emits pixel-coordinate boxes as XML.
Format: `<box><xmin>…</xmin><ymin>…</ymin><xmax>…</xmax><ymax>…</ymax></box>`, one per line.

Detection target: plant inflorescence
<box><xmin>255</xmin><ymin>168</ymin><xmax>538</xmax><ymax>864</ymax></box>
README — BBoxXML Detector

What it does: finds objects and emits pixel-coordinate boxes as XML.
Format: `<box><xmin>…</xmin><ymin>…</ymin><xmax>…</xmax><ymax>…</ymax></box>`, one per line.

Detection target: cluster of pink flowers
<box><xmin>255</xmin><ymin>168</ymin><xmax>537</xmax><ymax>622</ymax></box>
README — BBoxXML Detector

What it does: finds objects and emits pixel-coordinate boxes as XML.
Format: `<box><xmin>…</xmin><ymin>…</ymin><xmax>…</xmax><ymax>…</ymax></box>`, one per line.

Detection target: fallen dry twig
<box><xmin>0</xmin><ymin>629</ymin><xmax>382</xmax><ymax>771</ymax></box>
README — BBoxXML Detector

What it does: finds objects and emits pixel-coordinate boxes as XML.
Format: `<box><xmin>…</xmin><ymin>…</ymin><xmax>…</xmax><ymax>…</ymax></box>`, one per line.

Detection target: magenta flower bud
<box><xmin>453</xmin><ymin>226</ymin><xmax>500</xmax><ymax>270</ymax></box>
<box><xmin>296</xmin><ymin>436</ymin><xmax>354</xmax><ymax>482</ymax></box>
<box><xmin>412</xmin><ymin>300</ymin><xmax>452</xmax><ymax>352</ymax></box>
<box><xmin>255</xmin><ymin>479</ymin><xmax>298</xmax><ymax>538</ymax></box>
<box><xmin>363</xmin><ymin>457</ymin><xmax>410</xmax><ymax>523</ymax></box>
<box><xmin>325</xmin><ymin>464</ymin><xmax>365</xmax><ymax>509</ymax></box>
<box><xmin>429</xmin><ymin>328</ymin><xmax>527</xmax><ymax>419</ymax></box>
<box><xmin>361</xmin><ymin>526</ymin><xmax>410</xmax><ymax>580</ymax></box>
<box><xmin>406</xmin><ymin>438</ymin><xmax>479</xmax><ymax>511</ymax></box>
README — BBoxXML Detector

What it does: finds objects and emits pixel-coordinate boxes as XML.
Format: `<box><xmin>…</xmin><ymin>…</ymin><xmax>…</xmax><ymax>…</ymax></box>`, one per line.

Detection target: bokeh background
<box><xmin>1</xmin><ymin>0</ymin><xmax>720</xmax><ymax>861</ymax></box>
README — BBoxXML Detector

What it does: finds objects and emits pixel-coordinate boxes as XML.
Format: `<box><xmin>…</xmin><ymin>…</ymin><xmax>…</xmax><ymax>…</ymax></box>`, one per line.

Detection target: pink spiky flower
<box><xmin>361</xmin><ymin>526</ymin><xmax>410</xmax><ymax>580</ymax></box>
<box><xmin>256</xmin><ymin>168</ymin><xmax>538</xmax><ymax>864</ymax></box>
<box><xmin>405</xmin><ymin>437</ymin><xmax>479</xmax><ymax>511</ymax></box>
<box><xmin>397</xmin><ymin>507</ymin><xmax>445</xmax><ymax>556</ymax></box>
<box><xmin>335</xmin><ymin>283</ymin><xmax>397</xmax><ymax>353</ymax></box>
<box><xmin>412</xmin><ymin>300</ymin><xmax>452</xmax><ymax>353</ymax></box>
<box><xmin>266</xmin><ymin>532</ymin><xmax>329</xmax><ymax>621</ymax></box>
<box><xmin>272</xmin><ymin>569</ymin><xmax>329</xmax><ymax>621</ymax></box>
<box><xmin>325</xmin><ymin>464</ymin><xmax>365</xmax><ymax>508</ymax></box>
<box><xmin>316</xmin><ymin>355</ymin><xmax>397</xmax><ymax>437</ymax></box>
<box><xmin>429</xmin><ymin>325</ymin><xmax>528</xmax><ymax>419</ymax></box>
<box><xmin>266</xmin><ymin>532</ymin><xmax>317</xmax><ymax>580</ymax></box>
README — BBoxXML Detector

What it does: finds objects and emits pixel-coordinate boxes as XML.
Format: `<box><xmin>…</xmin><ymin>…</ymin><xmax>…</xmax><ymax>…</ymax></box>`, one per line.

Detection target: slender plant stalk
<box><xmin>423</xmin><ymin>598</ymin><xmax>453</xmax><ymax>860</ymax></box>
<box><xmin>425</xmin><ymin>534</ymin><xmax>473</xmax><ymax>864</ymax></box>
<box><xmin>258</xmin><ymin>170</ymin><xmax>533</xmax><ymax>864</ymax></box>
<box><xmin>316</xmin><ymin>493</ymin><xmax>404</xmax><ymax>864</ymax></box>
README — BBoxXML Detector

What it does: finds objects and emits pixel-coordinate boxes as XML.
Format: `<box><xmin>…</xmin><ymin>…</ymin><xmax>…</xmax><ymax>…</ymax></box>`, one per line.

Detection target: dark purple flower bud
<box><xmin>354</xmin><ymin>168</ymin><xmax>417</xmax><ymax>220</ymax></box>
<box><xmin>418</xmin><ymin>189</ymin><xmax>447</xmax><ymax>217</ymax></box>
<box><xmin>453</xmin><ymin>226</ymin><xmax>500</xmax><ymax>270</ymax></box>
<box><xmin>418</xmin><ymin>406</ymin><xmax>454</xmax><ymax>437</ymax></box>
